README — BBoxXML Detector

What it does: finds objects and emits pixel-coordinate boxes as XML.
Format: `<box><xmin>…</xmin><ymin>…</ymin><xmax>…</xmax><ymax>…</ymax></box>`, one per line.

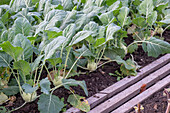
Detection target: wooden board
<box><xmin>65</xmin><ymin>54</ymin><xmax>170</xmax><ymax>113</ymax></box>
<box><xmin>88</xmin><ymin>63</ymin><xmax>170</xmax><ymax>113</ymax></box>
<box><xmin>112</xmin><ymin>74</ymin><xmax>170</xmax><ymax>113</ymax></box>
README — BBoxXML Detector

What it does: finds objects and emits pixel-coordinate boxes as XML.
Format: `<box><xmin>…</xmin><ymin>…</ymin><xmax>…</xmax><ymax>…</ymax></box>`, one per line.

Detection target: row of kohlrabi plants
<box><xmin>0</xmin><ymin>0</ymin><xmax>170</xmax><ymax>112</ymax></box>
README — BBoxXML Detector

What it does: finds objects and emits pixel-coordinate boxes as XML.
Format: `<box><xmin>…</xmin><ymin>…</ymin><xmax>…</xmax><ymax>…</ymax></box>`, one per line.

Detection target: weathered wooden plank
<box><xmin>112</xmin><ymin>74</ymin><xmax>170</xmax><ymax>113</ymax></box>
<box><xmin>65</xmin><ymin>93</ymin><xmax>107</xmax><ymax>113</ymax></box>
<box><xmin>65</xmin><ymin>54</ymin><xmax>170</xmax><ymax>113</ymax></box>
<box><xmin>88</xmin><ymin>63</ymin><xmax>170</xmax><ymax>113</ymax></box>
<box><xmin>100</xmin><ymin>54</ymin><xmax>170</xmax><ymax>97</ymax></box>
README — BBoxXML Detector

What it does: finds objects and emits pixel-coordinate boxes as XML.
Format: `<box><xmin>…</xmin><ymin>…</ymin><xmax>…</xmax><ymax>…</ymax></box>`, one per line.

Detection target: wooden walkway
<box><xmin>65</xmin><ymin>54</ymin><xmax>170</xmax><ymax>113</ymax></box>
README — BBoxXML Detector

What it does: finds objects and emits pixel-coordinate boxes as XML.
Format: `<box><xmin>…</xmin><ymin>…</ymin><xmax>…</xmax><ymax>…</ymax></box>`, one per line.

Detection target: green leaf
<box><xmin>45</xmin><ymin>30</ymin><xmax>63</xmax><ymax>40</ymax></box>
<box><xmin>142</xmin><ymin>37</ymin><xmax>170</xmax><ymax>57</ymax></box>
<box><xmin>68</xmin><ymin>94</ymin><xmax>90</xmax><ymax>112</ymax></box>
<box><xmin>44</xmin><ymin>36</ymin><xmax>66</xmax><ymax>60</ymax></box>
<box><xmin>40</xmin><ymin>78</ymin><xmax>51</xmax><ymax>94</ymax></box>
<box><xmin>30</xmin><ymin>55</ymin><xmax>43</xmax><ymax>72</ymax></box>
<box><xmin>1</xmin><ymin>11</ymin><xmax>9</xmax><ymax>24</ymax></box>
<box><xmin>108</xmin><ymin>1</ymin><xmax>120</xmax><ymax>12</ymax></box>
<box><xmin>132</xmin><ymin>17</ymin><xmax>147</xmax><ymax>27</ymax></box>
<box><xmin>60</xmin><ymin>10</ymin><xmax>77</xmax><ymax>30</ymax></box>
<box><xmin>0</xmin><ymin>41</ymin><xmax>23</xmax><ymax>61</ymax></box>
<box><xmin>120</xmin><ymin>59</ymin><xmax>137</xmax><ymax>76</ymax></box>
<box><xmin>0</xmin><ymin>92</ymin><xmax>8</xmax><ymax>105</ymax></box>
<box><xmin>94</xmin><ymin>38</ymin><xmax>105</xmax><ymax>47</ymax></box>
<box><xmin>104</xmin><ymin>48</ymin><xmax>125</xmax><ymax>59</ymax></box>
<box><xmin>160</xmin><ymin>19</ymin><xmax>170</xmax><ymax>24</ymax></box>
<box><xmin>118</xmin><ymin>7</ymin><xmax>130</xmax><ymax>28</ymax></box>
<box><xmin>83</xmin><ymin>21</ymin><xmax>99</xmax><ymax>37</ymax></box>
<box><xmin>99</xmin><ymin>11</ymin><xmax>115</xmax><ymax>25</ymax></box>
<box><xmin>95</xmin><ymin>0</ymin><xmax>105</xmax><ymax>7</ymax></box>
<box><xmin>47</xmin><ymin>58</ymin><xmax>62</xmax><ymax>66</ymax></box>
<box><xmin>22</xmin><ymin>83</ymin><xmax>38</xmax><ymax>93</ymax></box>
<box><xmin>13</xmin><ymin>60</ymin><xmax>31</xmax><ymax>76</ymax></box>
<box><xmin>106</xmin><ymin>23</ymin><xmax>121</xmax><ymax>42</ymax></box>
<box><xmin>74</xmin><ymin>45</ymin><xmax>94</xmax><ymax>57</ymax></box>
<box><xmin>127</xmin><ymin>43</ymin><xmax>138</xmax><ymax>53</ymax></box>
<box><xmin>38</xmin><ymin>94</ymin><xmax>64</xmax><ymax>113</ymax></box>
<box><xmin>12</xmin><ymin>17</ymin><xmax>31</xmax><ymax>36</ymax></box>
<box><xmin>147</xmin><ymin>11</ymin><xmax>157</xmax><ymax>26</ymax></box>
<box><xmin>62</xmin><ymin>0</ymin><xmax>74</xmax><ymax>10</ymax></box>
<box><xmin>0</xmin><ymin>52</ymin><xmax>12</xmax><ymax>67</ymax></box>
<box><xmin>13</xmin><ymin>34</ymin><xmax>33</xmax><ymax>60</ymax></box>
<box><xmin>106</xmin><ymin>0</ymin><xmax>117</xmax><ymax>6</ymax></box>
<box><xmin>62</xmin><ymin>79</ymin><xmax>88</xmax><ymax>96</ymax></box>
<box><xmin>63</xmin><ymin>24</ymin><xmax>76</xmax><ymax>46</ymax></box>
<box><xmin>139</xmin><ymin>0</ymin><xmax>154</xmax><ymax>19</ymax></box>
<box><xmin>69</xmin><ymin>31</ymin><xmax>92</xmax><ymax>46</ymax></box>
<box><xmin>1</xmin><ymin>86</ymin><xmax>19</xmax><ymax>96</ymax></box>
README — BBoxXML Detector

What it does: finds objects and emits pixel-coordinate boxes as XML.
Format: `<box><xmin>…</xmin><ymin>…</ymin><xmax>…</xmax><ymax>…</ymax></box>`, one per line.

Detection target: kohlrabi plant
<box><xmin>0</xmin><ymin>0</ymin><xmax>170</xmax><ymax>112</ymax></box>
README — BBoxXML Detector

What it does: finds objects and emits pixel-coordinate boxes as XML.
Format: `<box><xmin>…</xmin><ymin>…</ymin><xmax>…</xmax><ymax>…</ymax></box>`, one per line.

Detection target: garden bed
<box><xmin>3</xmin><ymin>33</ymin><xmax>170</xmax><ymax>113</ymax></box>
<box><xmin>0</xmin><ymin>0</ymin><xmax>170</xmax><ymax>113</ymax></box>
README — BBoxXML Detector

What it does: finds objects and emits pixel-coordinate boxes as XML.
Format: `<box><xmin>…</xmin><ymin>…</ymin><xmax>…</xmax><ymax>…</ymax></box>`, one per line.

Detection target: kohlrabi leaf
<box><xmin>0</xmin><ymin>41</ymin><xmax>23</xmax><ymax>61</ymax></box>
<box><xmin>60</xmin><ymin>10</ymin><xmax>76</xmax><ymax>30</ymax></box>
<box><xmin>106</xmin><ymin>23</ymin><xmax>121</xmax><ymax>42</ymax></box>
<box><xmin>104</xmin><ymin>48</ymin><xmax>126</xmax><ymax>59</ymax></box>
<box><xmin>1</xmin><ymin>11</ymin><xmax>9</xmax><ymax>24</ymax></box>
<box><xmin>62</xmin><ymin>0</ymin><xmax>74</xmax><ymax>10</ymax></box>
<box><xmin>35</xmin><ymin>21</ymin><xmax>48</xmax><ymax>35</ymax></box>
<box><xmin>132</xmin><ymin>17</ymin><xmax>147</xmax><ymax>27</ymax></box>
<box><xmin>98</xmin><ymin>26</ymin><xmax>105</xmax><ymax>38</ymax></box>
<box><xmin>94</xmin><ymin>38</ymin><xmax>105</xmax><ymax>47</ymax></box>
<box><xmin>10</xmin><ymin>0</ymin><xmax>27</xmax><ymax>12</ymax></box>
<box><xmin>147</xmin><ymin>11</ymin><xmax>157</xmax><ymax>26</ymax></box>
<box><xmin>38</xmin><ymin>94</ymin><xmax>64</xmax><ymax>113</ymax></box>
<box><xmin>30</xmin><ymin>55</ymin><xmax>44</xmax><ymax>72</ymax></box>
<box><xmin>39</xmin><ymin>78</ymin><xmax>51</xmax><ymax>94</ymax></box>
<box><xmin>75</xmin><ymin>14</ymin><xmax>90</xmax><ymax>31</ymax></box>
<box><xmin>62</xmin><ymin>79</ymin><xmax>88</xmax><ymax>96</ymax></box>
<box><xmin>74</xmin><ymin>44</ymin><xmax>94</xmax><ymax>57</ymax></box>
<box><xmin>83</xmin><ymin>21</ymin><xmax>99</xmax><ymax>37</ymax></box>
<box><xmin>142</xmin><ymin>37</ymin><xmax>170</xmax><ymax>57</ymax></box>
<box><xmin>45</xmin><ymin>30</ymin><xmax>63</xmax><ymax>40</ymax></box>
<box><xmin>138</xmin><ymin>0</ymin><xmax>154</xmax><ymax>19</ymax></box>
<box><xmin>22</xmin><ymin>83</ymin><xmax>38</xmax><ymax>93</ymax></box>
<box><xmin>0</xmin><ymin>52</ymin><xmax>13</xmax><ymax>67</ymax></box>
<box><xmin>0</xmin><ymin>92</ymin><xmax>8</xmax><ymax>105</ymax></box>
<box><xmin>1</xmin><ymin>86</ymin><xmax>19</xmax><ymax>96</ymax></box>
<box><xmin>118</xmin><ymin>7</ymin><xmax>130</xmax><ymax>28</ymax></box>
<box><xmin>13</xmin><ymin>60</ymin><xmax>31</xmax><ymax>76</ymax></box>
<box><xmin>106</xmin><ymin>0</ymin><xmax>117</xmax><ymax>6</ymax></box>
<box><xmin>47</xmin><ymin>58</ymin><xmax>62</xmax><ymax>66</ymax></box>
<box><xmin>69</xmin><ymin>31</ymin><xmax>92</xmax><ymax>46</ymax></box>
<box><xmin>63</xmin><ymin>23</ymin><xmax>76</xmax><ymax>46</ymax></box>
<box><xmin>12</xmin><ymin>17</ymin><xmax>31</xmax><ymax>36</ymax></box>
<box><xmin>108</xmin><ymin>1</ymin><xmax>120</xmax><ymax>12</ymax></box>
<box><xmin>95</xmin><ymin>0</ymin><xmax>105</xmax><ymax>7</ymax></box>
<box><xmin>127</xmin><ymin>43</ymin><xmax>138</xmax><ymax>53</ymax></box>
<box><xmin>99</xmin><ymin>11</ymin><xmax>115</xmax><ymax>25</ymax></box>
<box><xmin>161</xmin><ymin>19</ymin><xmax>170</xmax><ymax>24</ymax></box>
<box><xmin>67</xmin><ymin>94</ymin><xmax>90</xmax><ymax>112</ymax></box>
<box><xmin>44</xmin><ymin>36</ymin><xmax>66</xmax><ymax>60</ymax></box>
<box><xmin>13</xmin><ymin>34</ymin><xmax>33</xmax><ymax>60</ymax></box>
<box><xmin>120</xmin><ymin>59</ymin><xmax>137</xmax><ymax>76</ymax></box>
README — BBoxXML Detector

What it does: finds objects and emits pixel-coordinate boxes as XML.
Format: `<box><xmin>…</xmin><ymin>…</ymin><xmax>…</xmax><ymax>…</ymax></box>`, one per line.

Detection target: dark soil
<box><xmin>2</xmin><ymin>30</ymin><xmax>170</xmax><ymax>113</ymax></box>
<box><xmin>130</xmin><ymin>84</ymin><xmax>170</xmax><ymax>113</ymax></box>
